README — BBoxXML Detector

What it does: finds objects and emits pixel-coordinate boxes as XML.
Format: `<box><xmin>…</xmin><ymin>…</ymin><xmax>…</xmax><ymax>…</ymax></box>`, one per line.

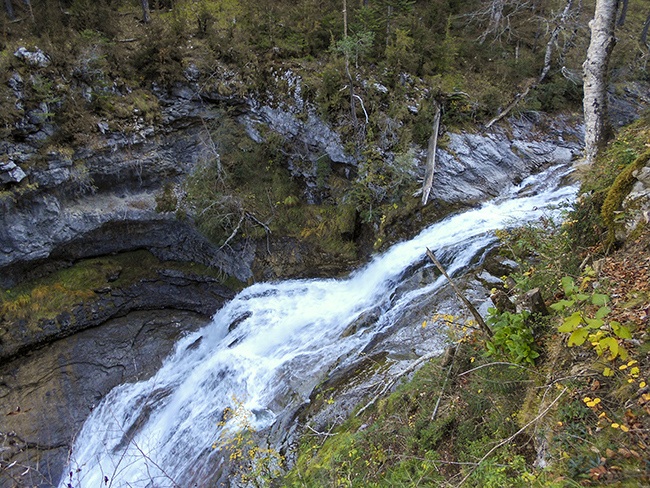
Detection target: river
<box><xmin>59</xmin><ymin>163</ymin><xmax>578</xmax><ymax>487</ymax></box>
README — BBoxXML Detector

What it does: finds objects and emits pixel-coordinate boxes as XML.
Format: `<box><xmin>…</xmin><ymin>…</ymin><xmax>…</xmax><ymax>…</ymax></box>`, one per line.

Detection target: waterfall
<box><xmin>60</xmin><ymin>163</ymin><xmax>577</xmax><ymax>488</ymax></box>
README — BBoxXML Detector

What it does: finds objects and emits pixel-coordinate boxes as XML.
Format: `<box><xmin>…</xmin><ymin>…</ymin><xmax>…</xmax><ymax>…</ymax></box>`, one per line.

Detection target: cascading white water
<box><xmin>60</xmin><ymin>164</ymin><xmax>578</xmax><ymax>488</ymax></box>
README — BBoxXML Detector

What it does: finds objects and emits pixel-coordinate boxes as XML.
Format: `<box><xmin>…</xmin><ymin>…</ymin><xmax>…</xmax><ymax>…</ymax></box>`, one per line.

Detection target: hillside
<box><xmin>1</xmin><ymin>1</ymin><xmax>650</xmax><ymax>487</ymax></box>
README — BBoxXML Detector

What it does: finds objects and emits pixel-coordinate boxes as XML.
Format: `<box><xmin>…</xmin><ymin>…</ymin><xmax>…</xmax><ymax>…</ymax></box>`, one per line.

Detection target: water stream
<box><xmin>60</xmin><ymin>163</ymin><xmax>578</xmax><ymax>488</ymax></box>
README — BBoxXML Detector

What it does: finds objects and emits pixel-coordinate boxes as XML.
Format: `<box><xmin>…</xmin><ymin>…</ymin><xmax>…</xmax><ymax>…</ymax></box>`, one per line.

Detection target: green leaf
<box><xmin>603</xmin><ymin>367</ymin><xmax>614</xmax><ymax>377</ymax></box>
<box><xmin>585</xmin><ymin>318</ymin><xmax>604</xmax><ymax>329</ymax></box>
<box><xmin>591</xmin><ymin>293</ymin><xmax>609</xmax><ymax>306</ymax></box>
<box><xmin>558</xmin><ymin>312</ymin><xmax>585</xmax><ymax>332</ymax></box>
<box><xmin>561</xmin><ymin>276</ymin><xmax>575</xmax><ymax>296</ymax></box>
<box><xmin>550</xmin><ymin>299</ymin><xmax>575</xmax><ymax>311</ymax></box>
<box><xmin>574</xmin><ymin>293</ymin><xmax>589</xmax><ymax>301</ymax></box>
<box><xmin>568</xmin><ymin>328</ymin><xmax>589</xmax><ymax>346</ymax></box>
<box><xmin>595</xmin><ymin>306</ymin><xmax>611</xmax><ymax>319</ymax></box>
<box><xmin>613</xmin><ymin>324</ymin><xmax>632</xmax><ymax>339</ymax></box>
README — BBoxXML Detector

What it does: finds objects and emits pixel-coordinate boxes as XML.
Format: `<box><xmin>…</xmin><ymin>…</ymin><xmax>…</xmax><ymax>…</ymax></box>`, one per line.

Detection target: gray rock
<box><xmin>14</xmin><ymin>46</ymin><xmax>51</xmax><ymax>67</ymax></box>
<box><xmin>0</xmin><ymin>160</ymin><xmax>27</xmax><ymax>184</ymax></box>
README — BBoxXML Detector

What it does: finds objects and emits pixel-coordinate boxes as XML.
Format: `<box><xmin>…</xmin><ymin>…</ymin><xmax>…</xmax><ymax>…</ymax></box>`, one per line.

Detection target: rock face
<box><xmin>0</xmin><ymin>310</ymin><xmax>210</xmax><ymax>488</ymax></box>
<box><xmin>0</xmin><ymin>267</ymin><xmax>235</xmax><ymax>362</ymax></box>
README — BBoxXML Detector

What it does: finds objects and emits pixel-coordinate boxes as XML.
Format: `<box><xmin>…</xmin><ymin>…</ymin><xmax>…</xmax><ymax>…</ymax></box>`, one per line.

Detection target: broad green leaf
<box><xmin>574</xmin><ymin>293</ymin><xmax>589</xmax><ymax>301</ymax></box>
<box><xmin>585</xmin><ymin>318</ymin><xmax>604</xmax><ymax>329</ymax></box>
<box><xmin>558</xmin><ymin>312</ymin><xmax>585</xmax><ymax>332</ymax></box>
<box><xmin>561</xmin><ymin>276</ymin><xmax>576</xmax><ymax>295</ymax></box>
<box><xmin>613</xmin><ymin>324</ymin><xmax>632</xmax><ymax>339</ymax></box>
<box><xmin>591</xmin><ymin>293</ymin><xmax>609</xmax><ymax>306</ymax></box>
<box><xmin>550</xmin><ymin>299</ymin><xmax>575</xmax><ymax>311</ymax></box>
<box><xmin>568</xmin><ymin>328</ymin><xmax>589</xmax><ymax>346</ymax></box>
<box><xmin>595</xmin><ymin>306</ymin><xmax>611</xmax><ymax>319</ymax></box>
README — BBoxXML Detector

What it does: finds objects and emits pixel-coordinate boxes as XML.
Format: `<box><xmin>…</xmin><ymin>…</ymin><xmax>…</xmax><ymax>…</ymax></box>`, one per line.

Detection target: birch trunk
<box><xmin>582</xmin><ymin>0</ymin><xmax>617</xmax><ymax>166</ymax></box>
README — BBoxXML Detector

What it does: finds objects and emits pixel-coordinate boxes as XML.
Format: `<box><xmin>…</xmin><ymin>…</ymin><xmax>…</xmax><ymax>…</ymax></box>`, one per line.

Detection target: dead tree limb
<box><xmin>485</xmin><ymin>83</ymin><xmax>532</xmax><ymax>129</ymax></box>
<box><xmin>421</xmin><ymin>103</ymin><xmax>441</xmax><ymax>206</ymax></box>
<box><xmin>425</xmin><ymin>248</ymin><xmax>493</xmax><ymax>338</ymax></box>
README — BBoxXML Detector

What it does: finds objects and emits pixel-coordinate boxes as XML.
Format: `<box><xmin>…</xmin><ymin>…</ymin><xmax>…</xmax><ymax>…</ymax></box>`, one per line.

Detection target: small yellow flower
<box><xmin>470</xmin><ymin>357</ymin><xmax>475</xmax><ymax>363</ymax></box>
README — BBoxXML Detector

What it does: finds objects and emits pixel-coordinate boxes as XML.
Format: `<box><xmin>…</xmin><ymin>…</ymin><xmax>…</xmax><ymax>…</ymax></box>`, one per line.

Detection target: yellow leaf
<box><xmin>470</xmin><ymin>357</ymin><xmax>475</xmax><ymax>363</ymax></box>
<box><xmin>620</xmin><ymin>425</ymin><xmax>630</xmax><ymax>433</ymax></box>
<box><xmin>422</xmin><ymin>321</ymin><xmax>427</xmax><ymax>328</ymax></box>
<box><xmin>640</xmin><ymin>382</ymin><xmax>647</xmax><ymax>388</ymax></box>
<box><xmin>611</xmin><ymin>423</ymin><xmax>620</xmax><ymax>429</ymax></box>
<box><xmin>583</xmin><ymin>397</ymin><xmax>592</xmax><ymax>403</ymax></box>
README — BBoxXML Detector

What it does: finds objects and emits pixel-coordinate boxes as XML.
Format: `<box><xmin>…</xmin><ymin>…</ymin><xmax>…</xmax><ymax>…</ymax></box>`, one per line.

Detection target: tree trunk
<box><xmin>4</xmin><ymin>0</ymin><xmax>14</xmax><ymax>21</ymax></box>
<box><xmin>141</xmin><ymin>0</ymin><xmax>151</xmax><ymax>23</ymax></box>
<box><xmin>582</xmin><ymin>0</ymin><xmax>617</xmax><ymax>166</ymax></box>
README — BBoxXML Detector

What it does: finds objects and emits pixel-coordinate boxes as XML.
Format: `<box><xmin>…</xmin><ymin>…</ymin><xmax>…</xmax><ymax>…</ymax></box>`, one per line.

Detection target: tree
<box><xmin>582</xmin><ymin>0</ymin><xmax>617</xmax><ymax>166</ymax></box>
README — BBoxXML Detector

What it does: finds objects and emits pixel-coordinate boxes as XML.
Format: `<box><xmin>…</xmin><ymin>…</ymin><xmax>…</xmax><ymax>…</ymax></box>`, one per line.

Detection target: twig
<box><xmin>425</xmin><ymin>248</ymin><xmax>493</xmax><ymax>338</ymax></box>
<box><xmin>456</xmin><ymin>387</ymin><xmax>567</xmax><ymax>487</ymax></box>
<box><xmin>305</xmin><ymin>425</ymin><xmax>338</xmax><ymax>437</ymax></box>
<box><xmin>458</xmin><ymin>361</ymin><xmax>544</xmax><ymax>377</ymax></box>
<box><xmin>353</xmin><ymin>95</ymin><xmax>369</xmax><ymax>125</ymax></box>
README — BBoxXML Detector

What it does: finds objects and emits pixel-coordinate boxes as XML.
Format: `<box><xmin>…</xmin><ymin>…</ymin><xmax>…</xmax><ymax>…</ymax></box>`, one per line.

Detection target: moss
<box><xmin>601</xmin><ymin>149</ymin><xmax>650</xmax><ymax>244</ymax></box>
<box><xmin>0</xmin><ymin>250</ymin><xmax>237</xmax><ymax>330</ymax></box>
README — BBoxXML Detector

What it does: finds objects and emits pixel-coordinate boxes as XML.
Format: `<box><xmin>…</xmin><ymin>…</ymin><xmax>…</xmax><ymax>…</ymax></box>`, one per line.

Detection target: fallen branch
<box><xmin>421</xmin><ymin>104</ymin><xmax>441</xmax><ymax>206</ymax></box>
<box><xmin>456</xmin><ymin>387</ymin><xmax>567</xmax><ymax>487</ymax></box>
<box><xmin>485</xmin><ymin>84</ymin><xmax>531</xmax><ymax>129</ymax></box>
<box><xmin>425</xmin><ymin>248</ymin><xmax>493</xmax><ymax>338</ymax></box>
